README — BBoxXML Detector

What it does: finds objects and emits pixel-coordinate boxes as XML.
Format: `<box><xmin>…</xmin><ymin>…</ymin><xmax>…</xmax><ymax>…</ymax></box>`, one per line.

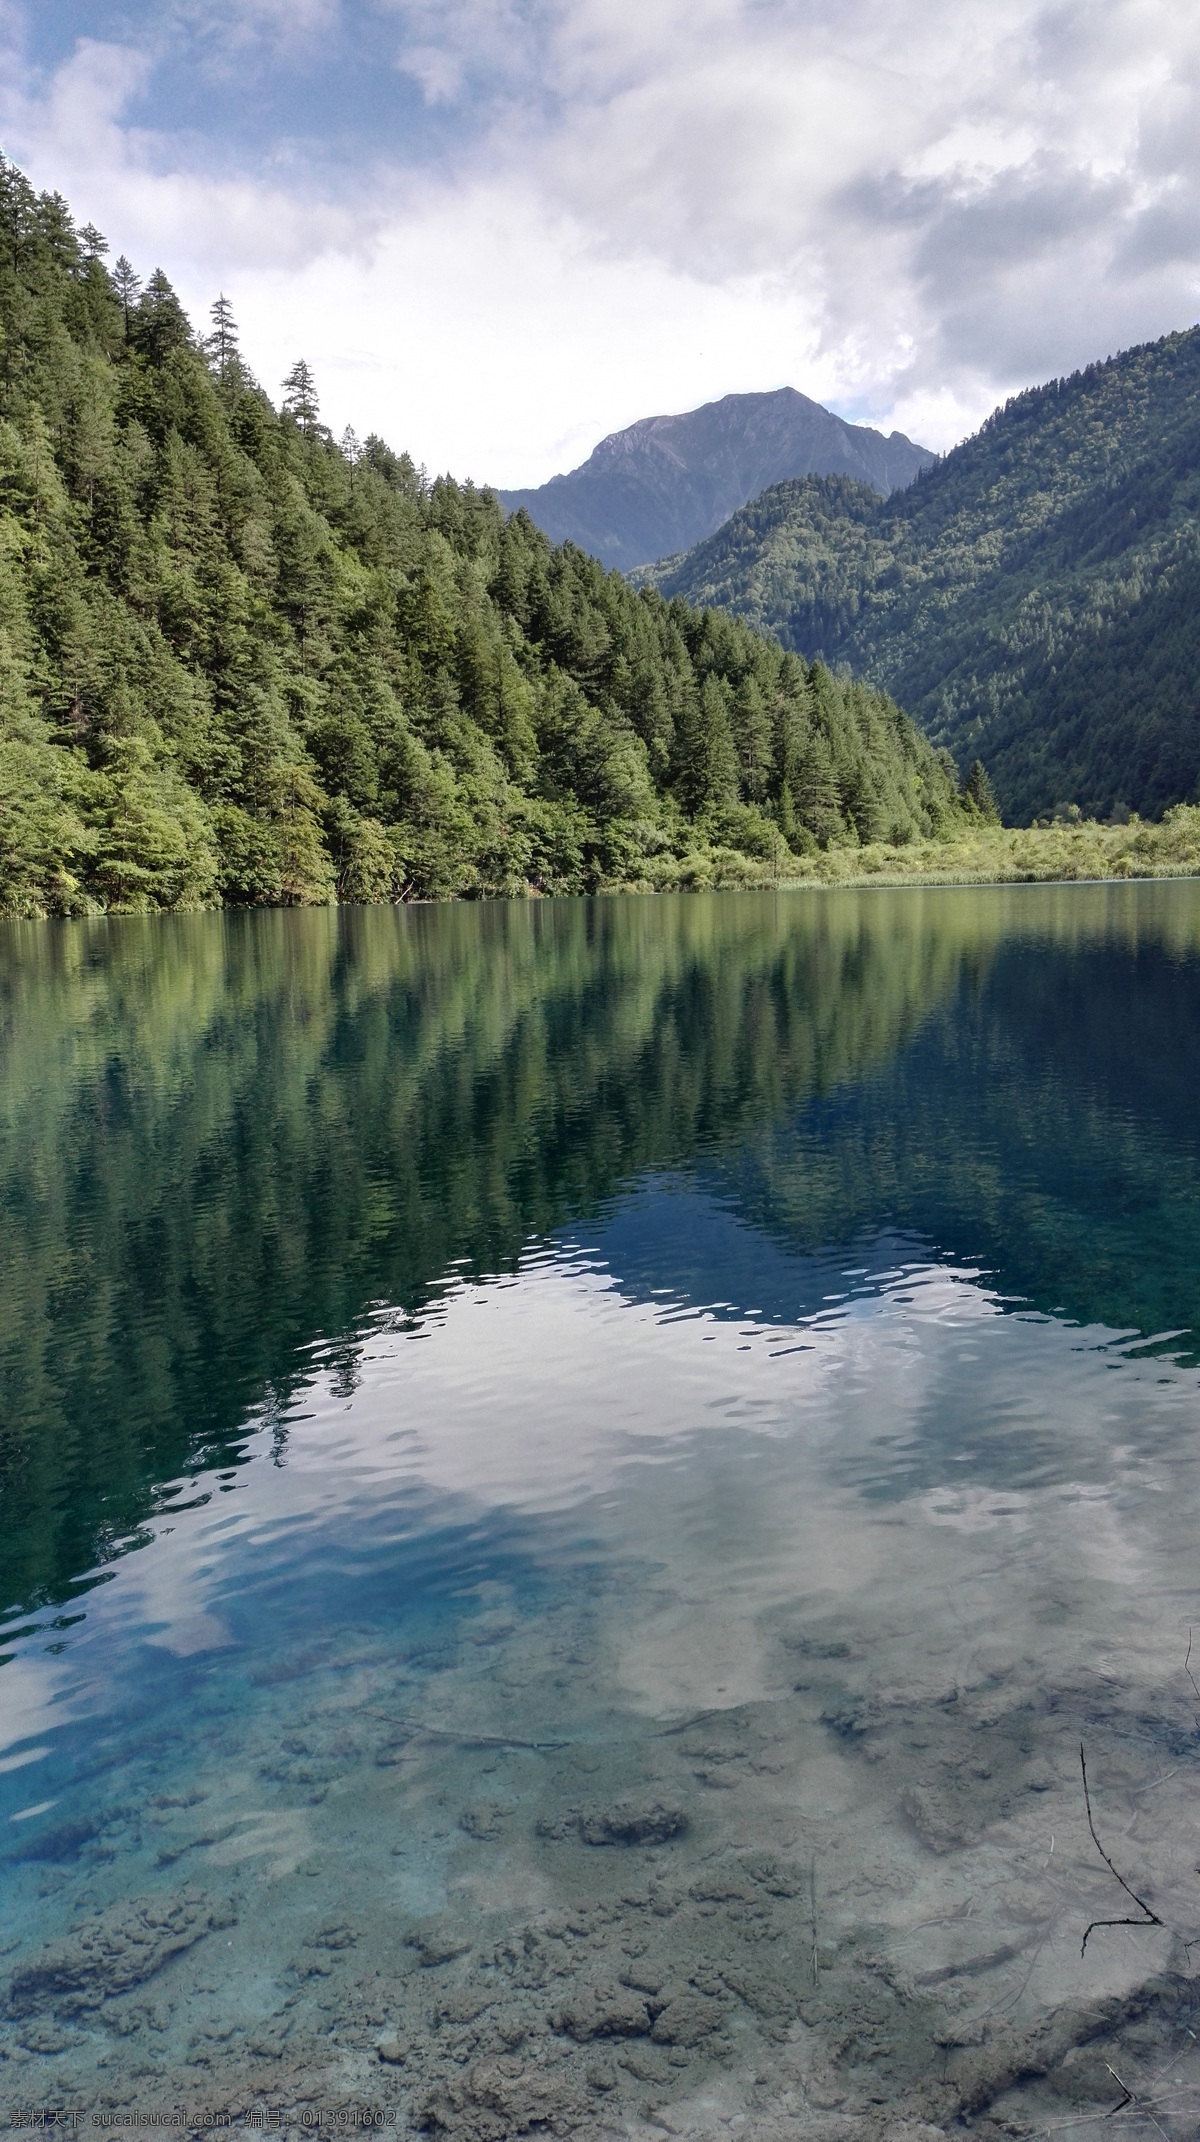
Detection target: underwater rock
<box><xmin>245</xmin><ymin>2018</ymin><xmax>295</xmax><ymax>2060</ymax></box>
<box><xmin>1045</xmin><ymin>2044</ymin><xmax>1130</xmax><ymax>2103</ymax></box>
<box><xmin>409</xmin><ymin>1922</ymin><xmax>474</xmax><ymax>1967</ymax></box>
<box><xmin>306</xmin><ymin>1920</ymin><xmax>358</xmax><ymax>1950</ymax></box>
<box><xmin>578</xmin><ymin>1799</ymin><xmax>686</xmax><ymax>1846</ymax></box>
<box><xmin>534</xmin><ymin>1812</ymin><xmax>578</xmax><ymax>1842</ymax></box>
<box><xmin>413</xmin><ymin>2054</ymin><xmax>586</xmax><ymax>2136</ymax></box>
<box><xmin>820</xmin><ymin>1696</ymin><xmax>879</xmax><ymax>1737</ymax></box>
<box><xmin>16</xmin><ymin>2017</ymin><xmax>82</xmax><ymax>2054</ymax></box>
<box><xmin>648</xmin><ymin>1992</ymin><xmax>725</xmax><ymax>2046</ymax></box>
<box><xmin>802</xmin><ymin>2062</ymin><xmax>847</xmax><ymax>2109</ymax></box>
<box><xmin>615</xmin><ymin>2045</ymin><xmax>670</xmax><ymax>2083</ymax></box>
<box><xmin>10</xmin><ymin>1814</ymin><xmax>105</xmax><ymax>1864</ymax></box>
<box><xmin>7</xmin><ymin>1887</ymin><xmax>234</xmax><ymax>2017</ymax></box>
<box><xmin>942</xmin><ymin>1976</ymin><xmax>1200</xmax><ymax>2118</ymax></box>
<box><xmin>719</xmin><ymin>1958</ymin><xmax>798</xmax><ymax>2023</ymax></box>
<box><xmin>688</xmin><ymin>1870</ymin><xmax>756</xmax><ymax>1904</ymax></box>
<box><xmin>739</xmin><ymin>1852</ymin><xmax>805</xmax><ymax>1896</ymax></box>
<box><xmin>899</xmin><ymin>1786</ymin><xmax>974</xmax><ymax>1855</ymax></box>
<box><xmin>618</xmin><ymin>1963</ymin><xmax>664</xmax><ymax>1996</ymax></box>
<box><xmin>459</xmin><ymin>1803</ymin><xmax>503</xmax><ymax>1839</ymax></box>
<box><xmin>550</xmin><ymin>1983</ymin><xmax>653</xmax><ymax>2040</ymax></box>
<box><xmin>433</xmin><ymin>1990</ymin><xmax>495</xmax><ymax>2026</ymax></box>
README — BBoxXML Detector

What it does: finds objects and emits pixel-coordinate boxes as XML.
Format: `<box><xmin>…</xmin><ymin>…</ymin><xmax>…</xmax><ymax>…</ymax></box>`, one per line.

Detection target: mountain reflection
<box><xmin>3</xmin><ymin>882</ymin><xmax>1199</xmax><ymax>1613</ymax></box>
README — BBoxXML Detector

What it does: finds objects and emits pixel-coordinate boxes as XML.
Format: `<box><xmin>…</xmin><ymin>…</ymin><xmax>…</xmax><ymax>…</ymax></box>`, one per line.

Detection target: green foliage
<box><xmin>964</xmin><ymin>759</ymin><xmax>1000</xmax><ymax>823</ymax></box>
<box><xmin>0</xmin><ymin>159</ymin><xmax>970</xmax><ymax>915</ymax></box>
<box><xmin>653</xmin><ymin>328</ymin><xmax>1200</xmax><ymax>825</ymax></box>
<box><xmin>760</xmin><ymin>803</ymin><xmax>1200</xmax><ymax>889</ymax></box>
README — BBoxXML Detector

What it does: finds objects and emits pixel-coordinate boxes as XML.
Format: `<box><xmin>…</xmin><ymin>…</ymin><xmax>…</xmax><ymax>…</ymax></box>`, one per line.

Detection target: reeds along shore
<box><xmin>638</xmin><ymin>804</ymin><xmax>1200</xmax><ymax>894</ymax></box>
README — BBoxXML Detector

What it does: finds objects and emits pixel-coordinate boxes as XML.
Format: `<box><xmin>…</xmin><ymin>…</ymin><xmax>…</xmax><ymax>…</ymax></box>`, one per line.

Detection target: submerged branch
<box><xmin>1184</xmin><ymin>1629</ymin><xmax>1200</xmax><ymax>1733</ymax></box>
<box><xmin>1079</xmin><ymin>1742</ymin><xmax>1163</xmax><ymax>1957</ymax></box>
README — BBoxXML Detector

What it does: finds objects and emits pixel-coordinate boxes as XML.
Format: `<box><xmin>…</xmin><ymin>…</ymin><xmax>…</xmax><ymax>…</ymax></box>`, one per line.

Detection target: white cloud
<box><xmin>221</xmin><ymin>181</ymin><xmax>839</xmax><ymax>484</ymax></box>
<box><xmin>4</xmin><ymin>0</ymin><xmax>1200</xmax><ymax>479</ymax></box>
<box><xmin>396</xmin><ymin>43</ymin><xmax>470</xmax><ymax>102</ymax></box>
<box><xmin>385</xmin><ymin>0</ymin><xmax>541</xmax><ymax>102</ymax></box>
<box><xmin>175</xmin><ymin>0</ymin><xmax>344</xmax><ymax>56</ymax></box>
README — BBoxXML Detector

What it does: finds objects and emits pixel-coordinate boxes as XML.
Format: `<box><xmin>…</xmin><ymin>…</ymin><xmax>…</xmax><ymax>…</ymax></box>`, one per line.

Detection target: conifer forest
<box><xmin>0</xmin><ymin>162</ymin><xmax>976</xmax><ymax>917</ymax></box>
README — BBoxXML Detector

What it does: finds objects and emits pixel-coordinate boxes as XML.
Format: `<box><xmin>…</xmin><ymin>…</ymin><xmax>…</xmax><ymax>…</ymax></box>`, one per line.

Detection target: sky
<box><xmin>2</xmin><ymin>0</ymin><xmax>1199</xmax><ymax>487</ymax></box>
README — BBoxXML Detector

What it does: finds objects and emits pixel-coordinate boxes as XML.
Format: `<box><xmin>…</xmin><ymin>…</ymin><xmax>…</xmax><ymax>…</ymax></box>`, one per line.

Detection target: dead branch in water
<box><xmin>1079</xmin><ymin>1742</ymin><xmax>1163</xmax><ymax>1957</ymax></box>
<box><xmin>1185</xmin><ymin>1629</ymin><xmax>1200</xmax><ymax>1734</ymax></box>
<box><xmin>1103</xmin><ymin>2062</ymin><xmax>1133</xmax><ymax>2114</ymax></box>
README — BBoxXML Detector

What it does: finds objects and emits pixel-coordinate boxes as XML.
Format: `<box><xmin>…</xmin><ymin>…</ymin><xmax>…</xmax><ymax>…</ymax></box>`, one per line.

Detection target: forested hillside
<box><xmin>653</xmin><ymin>330</ymin><xmax>1200</xmax><ymax>824</ymax></box>
<box><xmin>0</xmin><ymin>161</ymin><xmax>972</xmax><ymax>918</ymax></box>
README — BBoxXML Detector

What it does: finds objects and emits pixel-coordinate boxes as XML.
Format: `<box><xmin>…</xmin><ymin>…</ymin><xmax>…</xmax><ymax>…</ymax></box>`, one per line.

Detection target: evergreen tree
<box><xmin>282</xmin><ymin>358</ymin><xmax>320</xmax><ymax>431</ymax></box>
<box><xmin>133</xmin><ymin>269</ymin><xmax>191</xmax><ymax>360</ymax></box>
<box><xmin>0</xmin><ymin>157</ymin><xmax>38</xmax><ymax>268</ymax></box>
<box><xmin>205</xmin><ymin>294</ymin><xmax>240</xmax><ymax>384</ymax></box>
<box><xmin>36</xmin><ymin>191</ymin><xmax>79</xmax><ymax>271</ymax></box>
<box><xmin>792</xmin><ymin>728</ymin><xmax>843</xmax><ymax>846</ymax></box>
<box><xmin>672</xmin><ymin>673</ymin><xmax>739</xmax><ymax>814</ymax></box>
<box><xmin>964</xmin><ymin>759</ymin><xmax>1001</xmax><ymax>822</ymax></box>
<box><xmin>732</xmin><ymin>674</ymin><xmax>773</xmax><ymax>802</ymax></box>
<box><xmin>112</xmin><ymin>255</ymin><xmax>142</xmax><ymax>332</ymax></box>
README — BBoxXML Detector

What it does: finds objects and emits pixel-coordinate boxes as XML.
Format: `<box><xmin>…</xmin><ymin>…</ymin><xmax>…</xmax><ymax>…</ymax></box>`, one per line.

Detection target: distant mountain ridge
<box><xmin>650</xmin><ymin>330</ymin><xmax>1200</xmax><ymax>824</ymax></box>
<box><xmin>497</xmin><ymin>388</ymin><xmax>934</xmax><ymax>574</ymax></box>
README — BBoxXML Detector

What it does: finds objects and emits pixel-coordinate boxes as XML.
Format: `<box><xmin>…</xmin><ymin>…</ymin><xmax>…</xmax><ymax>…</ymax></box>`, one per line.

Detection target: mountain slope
<box><xmin>0</xmin><ymin>161</ymin><xmax>971</xmax><ymax>918</ymax></box>
<box><xmin>653</xmin><ymin>331</ymin><xmax>1200</xmax><ymax>823</ymax></box>
<box><xmin>497</xmin><ymin>388</ymin><xmax>933</xmax><ymax>574</ymax></box>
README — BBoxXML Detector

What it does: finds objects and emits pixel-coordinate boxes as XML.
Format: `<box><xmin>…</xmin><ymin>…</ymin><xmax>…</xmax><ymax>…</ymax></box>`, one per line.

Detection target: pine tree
<box><xmin>672</xmin><ymin>674</ymin><xmax>739</xmax><ymax>815</ymax></box>
<box><xmin>134</xmin><ymin>269</ymin><xmax>191</xmax><ymax>361</ymax></box>
<box><xmin>112</xmin><ymin>256</ymin><xmax>141</xmax><ymax>332</ymax></box>
<box><xmin>205</xmin><ymin>294</ymin><xmax>240</xmax><ymax>384</ymax></box>
<box><xmin>964</xmin><ymin>759</ymin><xmax>1001</xmax><ymax>822</ymax></box>
<box><xmin>732</xmin><ymin>675</ymin><xmax>772</xmax><ymax>802</ymax></box>
<box><xmin>0</xmin><ymin>155</ymin><xmax>38</xmax><ymax>267</ymax></box>
<box><xmin>793</xmin><ymin>729</ymin><xmax>842</xmax><ymax>845</ymax></box>
<box><xmin>282</xmin><ymin>359</ymin><xmax>320</xmax><ymax>432</ymax></box>
<box><xmin>36</xmin><ymin>191</ymin><xmax>78</xmax><ymax>271</ymax></box>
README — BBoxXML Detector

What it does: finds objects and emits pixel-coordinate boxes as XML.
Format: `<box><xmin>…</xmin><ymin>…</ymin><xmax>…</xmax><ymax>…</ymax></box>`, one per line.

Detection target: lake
<box><xmin>2</xmin><ymin>885</ymin><xmax>1200</xmax><ymax>2136</ymax></box>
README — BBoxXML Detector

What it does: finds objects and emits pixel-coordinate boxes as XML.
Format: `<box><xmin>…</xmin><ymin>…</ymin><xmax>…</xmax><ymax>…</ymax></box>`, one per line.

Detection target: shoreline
<box><xmin>5</xmin><ymin>812</ymin><xmax>1200</xmax><ymax>920</ymax></box>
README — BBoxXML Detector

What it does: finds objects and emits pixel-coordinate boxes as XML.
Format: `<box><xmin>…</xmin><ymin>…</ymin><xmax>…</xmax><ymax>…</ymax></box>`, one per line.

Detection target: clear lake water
<box><xmin>3</xmin><ymin>885</ymin><xmax>1200</xmax><ymax>2139</ymax></box>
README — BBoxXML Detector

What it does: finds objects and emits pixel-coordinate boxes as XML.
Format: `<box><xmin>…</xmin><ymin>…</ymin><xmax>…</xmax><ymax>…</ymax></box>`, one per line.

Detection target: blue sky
<box><xmin>19</xmin><ymin>1</ymin><xmax>458</xmax><ymax>179</ymax></box>
<box><xmin>3</xmin><ymin>0</ymin><xmax>1199</xmax><ymax>485</ymax></box>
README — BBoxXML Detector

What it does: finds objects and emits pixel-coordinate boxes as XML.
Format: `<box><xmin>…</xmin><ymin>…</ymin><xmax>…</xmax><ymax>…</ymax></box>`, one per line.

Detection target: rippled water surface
<box><xmin>4</xmin><ymin>887</ymin><xmax>1200</xmax><ymax>2138</ymax></box>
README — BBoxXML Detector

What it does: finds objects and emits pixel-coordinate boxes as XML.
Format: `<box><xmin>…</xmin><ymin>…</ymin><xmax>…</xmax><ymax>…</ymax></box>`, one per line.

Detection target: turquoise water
<box><xmin>3</xmin><ymin>886</ymin><xmax>1200</xmax><ymax>2136</ymax></box>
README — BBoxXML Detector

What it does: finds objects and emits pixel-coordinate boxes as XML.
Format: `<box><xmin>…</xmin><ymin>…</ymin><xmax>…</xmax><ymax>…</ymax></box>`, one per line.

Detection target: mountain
<box><xmin>0</xmin><ymin>160</ymin><xmax>972</xmax><ymax>919</ymax></box>
<box><xmin>651</xmin><ymin>330</ymin><xmax>1200</xmax><ymax>824</ymax></box>
<box><xmin>496</xmin><ymin>389</ymin><xmax>934</xmax><ymax>574</ymax></box>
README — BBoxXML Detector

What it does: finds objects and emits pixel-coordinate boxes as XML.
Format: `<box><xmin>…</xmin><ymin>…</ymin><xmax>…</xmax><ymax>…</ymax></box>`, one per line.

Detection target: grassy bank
<box><xmin>633</xmin><ymin>805</ymin><xmax>1200</xmax><ymax>894</ymax></box>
